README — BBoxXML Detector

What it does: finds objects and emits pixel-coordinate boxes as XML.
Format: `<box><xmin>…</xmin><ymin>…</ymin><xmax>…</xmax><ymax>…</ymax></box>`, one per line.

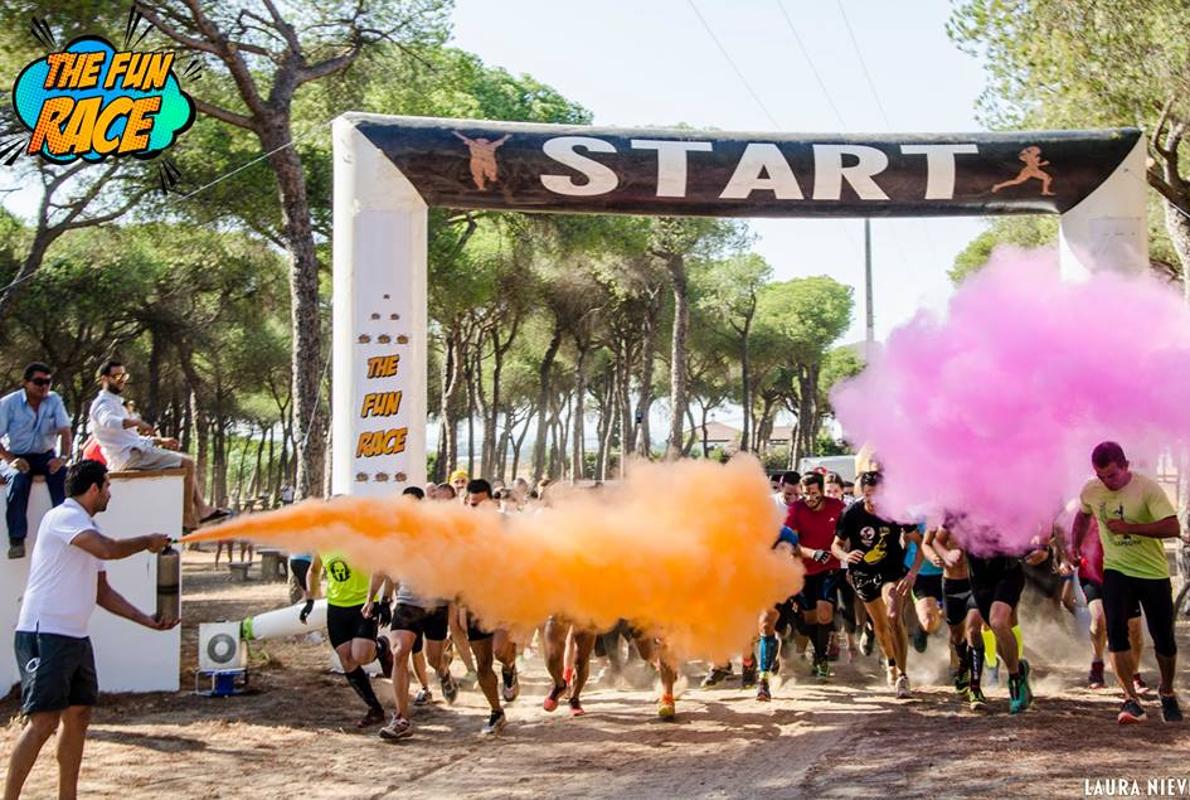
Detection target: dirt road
<box><xmin>3</xmin><ymin>550</ymin><xmax>1187</xmax><ymax>799</ymax></box>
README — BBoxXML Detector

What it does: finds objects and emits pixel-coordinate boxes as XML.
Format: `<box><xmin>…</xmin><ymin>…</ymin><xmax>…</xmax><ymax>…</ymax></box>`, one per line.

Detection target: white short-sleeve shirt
<box><xmin>17</xmin><ymin>498</ymin><xmax>106</xmax><ymax>638</ymax></box>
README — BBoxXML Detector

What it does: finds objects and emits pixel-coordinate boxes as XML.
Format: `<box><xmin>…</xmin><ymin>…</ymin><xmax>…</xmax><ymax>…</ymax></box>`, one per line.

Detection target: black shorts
<box><xmin>1102</xmin><ymin>569</ymin><xmax>1176</xmax><ymax>656</ymax></box>
<box><xmin>797</xmin><ymin>570</ymin><xmax>841</xmax><ymax>610</ymax></box>
<box><xmin>942</xmin><ymin>577</ymin><xmax>977</xmax><ymax>627</ymax></box>
<box><xmin>967</xmin><ymin>556</ymin><xmax>1025</xmax><ymax>622</ymax></box>
<box><xmin>850</xmin><ymin>565</ymin><xmax>907</xmax><ymax>604</ymax></box>
<box><xmin>326</xmin><ymin>603</ymin><xmax>378</xmax><ymax>648</ymax></box>
<box><xmin>391</xmin><ymin>602</ymin><xmax>449</xmax><ymax>642</ymax></box>
<box><xmin>912</xmin><ymin>573</ymin><xmax>944</xmax><ymax>605</ymax></box>
<box><xmin>14</xmin><ymin>631</ymin><xmax>99</xmax><ymax>714</ymax></box>
<box><xmin>466</xmin><ymin>611</ymin><xmax>493</xmax><ymax>641</ymax></box>
<box><xmin>774</xmin><ymin>597</ymin><xmax>799</xmax><ymax>633</ymax></box>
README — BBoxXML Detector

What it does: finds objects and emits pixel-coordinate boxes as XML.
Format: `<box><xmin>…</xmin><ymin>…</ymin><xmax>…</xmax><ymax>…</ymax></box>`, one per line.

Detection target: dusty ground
<box><xmin>3</xmin><ymin>549</ymin><xmax>1188</xmax><ymax>799</ymax></box>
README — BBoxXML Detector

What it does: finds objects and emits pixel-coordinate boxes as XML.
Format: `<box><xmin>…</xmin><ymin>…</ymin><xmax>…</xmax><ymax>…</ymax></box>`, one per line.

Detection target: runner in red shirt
<box><xmin>786</xmin><ymin>473</ymin><xmax>845</xmax><ymax>680</ymax></box>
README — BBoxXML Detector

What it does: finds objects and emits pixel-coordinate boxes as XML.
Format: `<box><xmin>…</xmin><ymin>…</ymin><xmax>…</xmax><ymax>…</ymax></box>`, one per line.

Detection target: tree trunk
<box><xmin>233</xmin><ymin>423</ymin><xmax>253</xmax><ymax>509</ymax></box>
<box><xmin>436</xmin><ymin>330</ymin><xmax>461</xmax><ymax>483</ymax></box>
<box><xmin>532</xmin><ymin>320</ymin><xmax>564</xmax><ymax>481</ymax></box>
<box><xmin>701</xmin><ymin>404</ymin><xmax>710</xmax><ymax>456</ymax></box>
<box><xmin>266</xmin><ymin>423</ymin><xmax>277</xmax><ymax>498</ymax></box>
<box><xmin>191</xmin><ymin>390</ymin><xmax>209</xmax><ymax>502</ymax></box>
<box><xmin>146</xmin><ymin>328</ymin><xmax>162</xmax><ymax>424</ymax></box>
<box><xmin>261</xmin><ymin>122</ymin><xmax>326</xmax><ymax>501</ymax></box>
<box><xmin>665</xmin><ymin>255</ymin><xmax>689</xmax><ymax>459</ymax></box>
<box><xmin>496</xmin><ymin>407</ymin><xmax>514</xmax><ymax>482</ymax></box>
<box><xmin>465</xmin><ymin>342</ymin><xmax>477</xmax><ymax>477</ymax></box>
<box><xmin>511</xmin><ymin>405</ymin><xmax>533</xmax><ymax>480</ymax></box>
<box><xmin>571</xmin><ymin>345</ymin><xmax>589</xmax><ymax>482</ymax></box>
<box><xmin>739</xmin><ymin>316</ymin><xmax>752</xmax><ymax>451</ymax></box>
<box><xmin>683</xmin><ymin>405</ymin><xmax>698</xmax><ymax>456</ymax></box>
<box><xmin>635</xmin><ymin>317</ymin><xmax>657</xmax><ymax>458</ymax></box>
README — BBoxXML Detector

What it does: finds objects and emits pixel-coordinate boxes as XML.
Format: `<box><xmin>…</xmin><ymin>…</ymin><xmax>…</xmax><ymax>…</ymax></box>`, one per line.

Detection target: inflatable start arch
<box><xmin>332</xmin><ymin>116</ymin><xmax>1147</xmax><ymax>495</ymax></box>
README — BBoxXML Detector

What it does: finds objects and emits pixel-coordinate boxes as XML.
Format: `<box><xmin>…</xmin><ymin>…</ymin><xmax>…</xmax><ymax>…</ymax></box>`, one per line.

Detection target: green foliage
<box><xmin>949</xmin><ymin>216</ymin><xmax>1059</xmax><ymax>284</ymax></box>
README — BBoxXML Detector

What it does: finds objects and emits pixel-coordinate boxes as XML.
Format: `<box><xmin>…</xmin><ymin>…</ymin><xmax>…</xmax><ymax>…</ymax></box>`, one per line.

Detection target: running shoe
<box><xmin>543</xmin><ymin>683</ymin><xmax>567</xmax><ymax>713</ymax></box>
<box><xmin>953</xmin><ymin>667</ymin><xmax>970</xmax><ymax>696</ymax></box>
<box><xmin>827</xmin><ymin>632</ymin><xmax>841</xmax><ymax>662</ymax></box>
<box><xmin>813</xmin><ymin>658</ymin><xmax>830</xmax><ymax>681</ymax></box>
<box><xmin>701</xmin><ymin>666</ymin><xmax>732</xmax><ymax>688</ymax></box>
<box><xmin>741</xmin><ymin>658</ymin><xmax>758</xmax><ymax>689</ymax></box>
<box><xmin>378</xmin><ymin>713</ymin><xmax>412</xmax><ymax>740</ymax></box>
<box><xmin>657</xmin><ymin>694</ymin><xmax>676</xmax><ymax>721</ymax></box>
<box><xmin>439</xmin><ymin>671</ymin><xmax>459</xmax><ymax>705</ymax></box>
<box><xmin>569</xmin><ymin>696</ymin><xmax>586</xmax><ymax>717</ymax></box>
<box><xmin>1088</xmin><ymin>660</ymin><xmax>1106</xmax><ymax>690</ymax></box>
<box><xmin>414</xmin><ymin>687</ymin><xmax>432</xmax><ymax>706</ymax></box>
<box><xmin>357</xmin><ymin>706</ymin><xmax>386</xmax><ymax>729</ymax></box>
<box><xmin>481</xmin><ymin>709</ymin><xmax>507</xmax><ymax>735</ymax></box>
<box><xmin>502</xmin><ymin>665</ymin><xmax>520</xmax><ymax>702</ymax></box>
<box><xmin>1133</xmin><ymin>673</ymin><xmax>1152</xmax><ymax>695</ymax></box>
<box><xmin>911</xmin><ymin>628</ymin><xmax>928</xmax><ymax>654</ymax></box>
<box><xmin>1009</xmin><ymin>659</ymin><xmax>1033</xmax><ymax>715</ymax></box>
<box><xmin>1117</xmin><ymin>697</ymin><xmax>1146</xmax><ymax>725</ymax></box>
<box><xmin>860</xmin><ymin>625</ymin><xmax>875</xmax><ymax>656</ymax></box>
<box><xmin>1160</xmin><ymin>693</ymin><xmax>1183</xmax><ymax>723</ymax></box>
<box><xmin>968</xmin><ymin>687</ymin><xmax>988</xmax><ymax>711</ymax></box>
<box><xmin>895</xmin><ymin>674</ymin><xmax>911</xmax><ymax>699</ymax></box>
<box><xmin>756</xmin><ymin>678</ymin><xmax>771</xmax><ymax>702</ymax></box>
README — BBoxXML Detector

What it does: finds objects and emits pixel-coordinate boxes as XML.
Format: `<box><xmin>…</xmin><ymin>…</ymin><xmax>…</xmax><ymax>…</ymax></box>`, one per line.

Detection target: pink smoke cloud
<box><xmin>832</xmin><ymin>247</ymin><xmax>1190</xmax><ymax>554</ymax></box>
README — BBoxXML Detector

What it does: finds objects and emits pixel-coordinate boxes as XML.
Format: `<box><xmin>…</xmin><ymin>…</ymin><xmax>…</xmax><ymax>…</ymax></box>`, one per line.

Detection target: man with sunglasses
<box><xmin>0</xmin><ymin>362</ymin><xmax>72</xmax><ymax>559</ymax></box>
<box><xmin>88</xmin><ymin>360</ymin><xmax>224</xmax><ymax>531</ymax></box>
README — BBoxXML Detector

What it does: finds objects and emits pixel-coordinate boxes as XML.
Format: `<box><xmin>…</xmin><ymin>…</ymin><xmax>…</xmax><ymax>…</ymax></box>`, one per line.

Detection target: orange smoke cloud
<box><xmin>184</xmin><ymin>456</ymin><xmax>803</xmax><ymax>659</ymax></box>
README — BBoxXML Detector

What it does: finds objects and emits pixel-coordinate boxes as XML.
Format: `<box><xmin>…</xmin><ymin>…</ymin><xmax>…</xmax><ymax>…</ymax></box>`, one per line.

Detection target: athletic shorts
<box><xmin>466</xmin><ymin>611</ymin><xmax>494</xmax><ymax>641</ymax></box>
<box><xmin>942</xmin><ymin>577</ymin><xmax>977</xmax><ymax>627</ymax></box>
<box><xmin>391</xmin><ymin>603</ymin><xmax>449</xmax><ymax>642</ymax></box>
<box><xmin>14</xmin><ymin>631</ymin><xmax>99</xmax><ymax>714</ymax></box>
<box><xmin>326</xmin><ymin>603</ymin><xmax>377</xmax><ymax>649</ymax></box>
<box><xmin>967</xmin><ymin>556</ymin><xmax>1025</xmax><ymax>623</ymax></box>
<box><xmin>1102</xmin><ymin>569</ymin><xmax>1176</xmax><ymax>656</ymax></box>
<box><xmin>774</xmin><ymin>597</ymin><xmax>799</xmax><ymax>633</ymax></box>
<box><xmin>797</xmin><ymin>570</ymin><xmax>841</xmax><ymax>610</ymax></box>
<box><xmin>850</xmin><ymin>565</ymin><xmax>907</xmax><ymax>604</ymax></box>
<box><xmin>912</xmin><ymin>573</ymin><xmax>944</xmax><ymax>605</ymax></box>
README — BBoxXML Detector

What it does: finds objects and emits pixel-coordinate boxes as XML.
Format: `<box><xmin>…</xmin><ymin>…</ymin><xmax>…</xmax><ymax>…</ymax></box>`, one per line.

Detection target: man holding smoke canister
<box><xmin>4</xmin><ymin>459</ymin><xmax>175</xmax><ymax>800</ymax></box>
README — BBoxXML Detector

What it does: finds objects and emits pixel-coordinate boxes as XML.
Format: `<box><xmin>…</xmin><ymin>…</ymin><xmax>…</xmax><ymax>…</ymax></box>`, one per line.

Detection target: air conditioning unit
<box><xmin>199</xmin><ymin>621</ymin><xmax>247</xmax><ymax>672</ymax></box>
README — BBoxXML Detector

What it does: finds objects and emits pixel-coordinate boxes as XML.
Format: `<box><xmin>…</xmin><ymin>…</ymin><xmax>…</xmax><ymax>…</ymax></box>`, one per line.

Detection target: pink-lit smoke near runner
<box><xmin>832</xmin><ymin>247</ymin><xmax>1190</xmax><ymax>554</ymax></box>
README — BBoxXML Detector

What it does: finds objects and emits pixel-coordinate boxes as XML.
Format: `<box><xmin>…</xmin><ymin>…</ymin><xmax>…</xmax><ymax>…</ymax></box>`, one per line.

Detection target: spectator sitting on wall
<box><xmin>88</xmin><ymin>360</ymin><xmax>226</xmax><ymax>531</ymax></box>
<box><xmin>0</xmin><ymin>362</ymin><xmax>72</xmax><ymax>559</ymax></box>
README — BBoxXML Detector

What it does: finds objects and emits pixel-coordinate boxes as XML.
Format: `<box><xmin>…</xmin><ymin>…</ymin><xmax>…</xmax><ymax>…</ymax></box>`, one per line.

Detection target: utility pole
<box><xmin>864</xmin><ymin>218</ymin><xmax>874</xmax><ymax>359</ymax></box>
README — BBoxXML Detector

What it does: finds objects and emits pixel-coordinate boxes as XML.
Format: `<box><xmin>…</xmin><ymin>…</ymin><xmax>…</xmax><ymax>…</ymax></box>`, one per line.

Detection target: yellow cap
<box><xmin>448</xmin><ymin>469</ymin><xmax>469</xmax><ymax>483</ymax></box>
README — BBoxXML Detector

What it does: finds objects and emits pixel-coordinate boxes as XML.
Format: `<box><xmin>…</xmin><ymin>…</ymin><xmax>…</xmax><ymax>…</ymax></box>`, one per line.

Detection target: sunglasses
<box><xmin>28</xmin><ymin>377</ymin><xmax>51</xmax><ymax>387</ymax></box>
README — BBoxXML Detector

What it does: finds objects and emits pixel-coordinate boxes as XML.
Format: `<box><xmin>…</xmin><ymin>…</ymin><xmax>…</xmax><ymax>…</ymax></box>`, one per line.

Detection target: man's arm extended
<box><xmin>73</xmin><ymin>529</ymin><xmax>170</xmax><ymax>560</ymax></box>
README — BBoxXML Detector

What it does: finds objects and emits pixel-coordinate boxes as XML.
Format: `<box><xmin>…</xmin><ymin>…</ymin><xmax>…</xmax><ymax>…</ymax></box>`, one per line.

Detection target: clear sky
<box><xmin>450</xmin><ymin>0</ymin><xmax>991</xmax><ymax>348</ymax></box>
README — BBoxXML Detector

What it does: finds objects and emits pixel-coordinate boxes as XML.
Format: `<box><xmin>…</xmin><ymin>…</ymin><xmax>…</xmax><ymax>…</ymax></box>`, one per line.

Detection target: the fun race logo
<box><xmin>12</xmin><ymin>35</ymin><xmax>195</xmax><ymax>163</ymax></box>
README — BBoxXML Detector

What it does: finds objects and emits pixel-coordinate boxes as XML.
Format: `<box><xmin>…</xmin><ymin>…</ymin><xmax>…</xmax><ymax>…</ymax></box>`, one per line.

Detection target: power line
<box><xmin>835</xmin><ymin>0</ymin><xmax>893</xmax><ymax>130</ymax></box>
<box><xmin>774</xmin><ymin>0</ymin><xmax>848</xmax><ymax>129</ymax></box>
<box><xmin>685</xmin><ymin>0</ymin><xmax>781</xmax><ymax>129</ymax></box>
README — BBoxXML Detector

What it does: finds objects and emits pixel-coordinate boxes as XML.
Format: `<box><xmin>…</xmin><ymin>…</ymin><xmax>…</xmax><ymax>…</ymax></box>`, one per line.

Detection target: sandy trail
<box><xmin>3</xmin><ymin>550</ymin><xmax>1187</xmax><ymax>799</ymax></box>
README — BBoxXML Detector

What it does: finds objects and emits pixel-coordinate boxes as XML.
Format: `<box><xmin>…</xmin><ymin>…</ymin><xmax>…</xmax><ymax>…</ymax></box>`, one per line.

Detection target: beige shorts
<box><xmin>113</xmin><ymin>445</ymin><xmax>185</xmax><ymax>471</ymax></box>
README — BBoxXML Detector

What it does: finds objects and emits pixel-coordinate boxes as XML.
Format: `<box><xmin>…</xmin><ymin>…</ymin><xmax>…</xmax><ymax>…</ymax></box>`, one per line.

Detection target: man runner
<box><xmin>786</xmin><ymin>472</ymin><xmax>845</xmax><ymax>680</ymax></box>
<box><xmin>1073</xmin><ymin>441</ymin><xmax>1182</xmax><ymax>724</ymax></box>
<box><xmin>924</xmin><ymin>517</ymin><xmax>987</xmax><ymax>709</ymax></box>
<box><xmin>755</xmin><ymin>523</ymin><xmax>803</xmax><ymax>701</ymax></box>
<box><xmin>373</xmin><ymin>571</ymin><xmax>459</xmax><ymax>739</ymax></box>
<box><xmin>303</xmin><ymin>552</ymin><xmax>394</xmax><ymax>728</ymax></box>
<box><xmin>831</xmin><ymin>471</ymin><xmax>922</xmax><ymax>698</ymax></box>
<box><xmin>543</xmin><ymin>617</ymin><xmax>596</xmax><ymax>716</ymax></box>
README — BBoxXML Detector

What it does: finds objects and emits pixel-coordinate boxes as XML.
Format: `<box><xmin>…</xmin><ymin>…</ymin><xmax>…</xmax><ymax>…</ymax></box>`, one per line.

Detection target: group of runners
<box><xmin>306</xmin><ymin>440</ymin><xmax>1184</xmax><ymax>740</ymax></box>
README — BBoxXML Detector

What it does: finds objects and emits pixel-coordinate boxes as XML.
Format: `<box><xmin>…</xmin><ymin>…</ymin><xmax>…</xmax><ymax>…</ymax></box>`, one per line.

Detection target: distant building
<box><xmin>696</xmin><ymin>421</ymin><xmax>741</xmax><ymax>455</ymax></box>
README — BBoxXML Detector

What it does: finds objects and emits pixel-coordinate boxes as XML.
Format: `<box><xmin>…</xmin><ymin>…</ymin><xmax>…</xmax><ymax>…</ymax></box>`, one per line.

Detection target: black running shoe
<box><xmin>1160</xmin><ymin>694</ymin><xmax>1183</xmax><ymax>723</ymax></box>
<box><xmin>740</xmin><ymin>659</ymin><xmax>758</xmax><ymax>689</ymax></box>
